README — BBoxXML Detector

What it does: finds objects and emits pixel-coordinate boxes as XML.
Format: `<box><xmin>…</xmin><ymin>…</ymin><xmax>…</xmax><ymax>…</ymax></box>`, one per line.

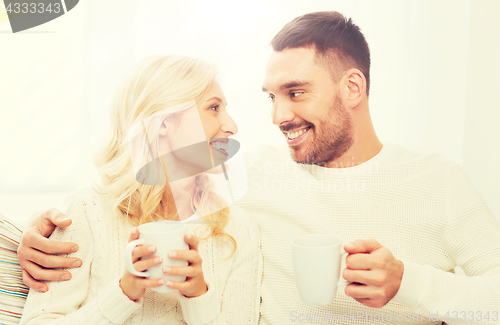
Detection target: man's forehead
<box><xmin>267</xmin><ymin>48</ymin><xmax>315</xmax><ymax>71</ymax></box>
<box><xmin>263</xmin><ymin>48</ymin><xmax>322</xmax><ymax>90</ymax></box>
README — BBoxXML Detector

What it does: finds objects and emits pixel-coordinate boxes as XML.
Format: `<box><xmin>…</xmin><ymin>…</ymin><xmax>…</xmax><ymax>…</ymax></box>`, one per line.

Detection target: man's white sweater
<box><xmin>237</xmin><ymin>143</ymin><xmax>500</xmax><ymax>324</ymax></box>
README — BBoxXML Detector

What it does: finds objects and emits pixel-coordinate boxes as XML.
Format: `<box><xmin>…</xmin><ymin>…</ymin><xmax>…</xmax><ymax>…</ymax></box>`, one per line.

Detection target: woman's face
<box><xmin>197</xmin><ymin>80</ymin><xmax>238</xmax><ymax>150</ymax></box>
<box><xmin>160</xmin><ymin>80</ymin><xmax>238</xmax><ymax>179</ymax></box>
<box><xmin>197</xmin><ymin>80</ymin><xmax>238</xmax><ymax>172</ymax></box>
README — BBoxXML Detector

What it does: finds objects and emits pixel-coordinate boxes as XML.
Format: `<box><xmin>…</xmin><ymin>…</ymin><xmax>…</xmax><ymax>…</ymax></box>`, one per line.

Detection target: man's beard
<box><xmin>290</xmin><ymin>95</ymin><xmax>353</xmax><ymax>166</ymax></box>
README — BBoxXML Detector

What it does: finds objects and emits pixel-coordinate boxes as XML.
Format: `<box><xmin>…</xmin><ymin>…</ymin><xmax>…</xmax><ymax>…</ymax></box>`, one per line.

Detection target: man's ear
<box><xmin>159</xmin><ymin>119</ymin><xmax>168</xmax><ymax>136</ymax></box>
<box><xmin>342</xmin><ymin>68</ymin><xmax>365</xmax><ymax>108</ymax></box>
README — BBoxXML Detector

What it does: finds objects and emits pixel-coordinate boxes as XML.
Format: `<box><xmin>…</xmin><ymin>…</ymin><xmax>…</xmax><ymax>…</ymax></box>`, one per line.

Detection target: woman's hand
<box><xmin>163</xmin><ymin>233</ymin><xmax>207</xmax><ymax>298</ymax></box>
<box><xmin>119</xmin><ymin>227</ymin><xmax>165</xmax><ymax>301</ymax></box>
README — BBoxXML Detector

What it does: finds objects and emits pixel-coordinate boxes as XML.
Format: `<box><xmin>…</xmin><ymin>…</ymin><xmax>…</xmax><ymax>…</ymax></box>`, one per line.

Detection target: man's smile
<box><xmin>286</xmin><ymin>126</ymin><xmax>312</xmax><ymax>146</ymax></box>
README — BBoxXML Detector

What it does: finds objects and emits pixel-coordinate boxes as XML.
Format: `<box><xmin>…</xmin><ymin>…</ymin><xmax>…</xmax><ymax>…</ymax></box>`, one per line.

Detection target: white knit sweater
<box><xmin>19</xmin><ymin>189</ymin><xmax>262</xmax><ymax>325</ymax></box>
<box><xmin>236</xmin><ymin>143</ymin><xmax>500</xmax><ymax>324</ymax></box>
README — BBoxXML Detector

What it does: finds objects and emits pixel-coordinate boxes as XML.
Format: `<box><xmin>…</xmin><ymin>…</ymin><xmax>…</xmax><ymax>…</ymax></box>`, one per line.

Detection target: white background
<box><xmin>0</xmin><ymin>0</ymin><xmax>499</xmax><ymax>225</ymax></box>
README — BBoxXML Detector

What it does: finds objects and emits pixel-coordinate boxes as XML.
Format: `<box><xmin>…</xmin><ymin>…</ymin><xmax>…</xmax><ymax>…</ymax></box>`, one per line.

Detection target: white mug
<box><xmin>292</xmin><ymin>234</ymin><xmax>350</xmax><ymax>305</ymax></box>
<box><xmin>125</xmin><ymin>220</ymin><xmax>189</xmax><ymax>293</ymax></box>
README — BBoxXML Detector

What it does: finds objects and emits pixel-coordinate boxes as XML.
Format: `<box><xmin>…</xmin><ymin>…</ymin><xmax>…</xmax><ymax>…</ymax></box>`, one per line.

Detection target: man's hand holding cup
<box><xmin>292</xmin><ymin>236</ymin><xmax>403</xmax><ymax>308</ymax></box>
<box><xmin>343</xmin><ymin>239</ymin><xmax>404</xmax><ymax>308</ymax></box>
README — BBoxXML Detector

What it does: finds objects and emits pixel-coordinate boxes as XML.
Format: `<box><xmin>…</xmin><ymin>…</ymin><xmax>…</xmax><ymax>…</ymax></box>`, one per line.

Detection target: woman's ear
<box><xmin>159</xmin><ymin>119</ymin><xmax>168</xmax><ymax>136</ymax></box>
<box><xmin>157</xmin><ymin>119</ymin><xmax>172</xmax><ymax>157</ymax></box>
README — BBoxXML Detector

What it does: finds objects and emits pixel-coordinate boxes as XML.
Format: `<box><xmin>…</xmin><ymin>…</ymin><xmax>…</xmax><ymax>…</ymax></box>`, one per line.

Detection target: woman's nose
<box><xmin>221</xmin><ymin>113</ymin><xmax>238</xmax><ymax>136</ymax></box>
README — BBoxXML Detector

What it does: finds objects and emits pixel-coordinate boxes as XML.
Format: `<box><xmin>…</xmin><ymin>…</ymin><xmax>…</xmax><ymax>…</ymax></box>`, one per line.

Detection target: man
<box><xmin>18</xmin><ymin>11</ymin><xmax>500</xmax><ymax>324</ymax></box>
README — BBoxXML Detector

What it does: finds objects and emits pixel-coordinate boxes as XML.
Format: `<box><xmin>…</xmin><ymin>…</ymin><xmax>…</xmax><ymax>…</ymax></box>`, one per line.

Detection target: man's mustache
<box><xmin>279</xmin><ymin>121</ymin><xmax>314</xmax><ymax>133</ymax></box>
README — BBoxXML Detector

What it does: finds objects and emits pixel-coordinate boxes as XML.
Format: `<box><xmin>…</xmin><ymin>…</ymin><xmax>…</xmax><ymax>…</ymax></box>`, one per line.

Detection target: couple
<box><xmin>19</xmin><ymin>11</ymin><xmax>500</xmax><ymax>325</ymax></box>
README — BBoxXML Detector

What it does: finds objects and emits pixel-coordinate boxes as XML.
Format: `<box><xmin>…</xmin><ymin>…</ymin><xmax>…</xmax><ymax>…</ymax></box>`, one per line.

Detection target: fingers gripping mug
<box><xmin>292</xmin><ymin>234</ymin><xmax>350</xmax><ymax>305</ymax></box>
<box><xmin>125</xmin><ymin>220</ymin><xmax>189</xmax><ymax>293</ymax></box>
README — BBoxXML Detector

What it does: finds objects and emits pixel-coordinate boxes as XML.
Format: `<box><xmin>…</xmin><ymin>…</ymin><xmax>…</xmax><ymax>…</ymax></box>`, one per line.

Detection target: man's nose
<box><xmin>271</xmin><ymin>100</ymin><xmax>294</xmax><ymax>126</ymax></box>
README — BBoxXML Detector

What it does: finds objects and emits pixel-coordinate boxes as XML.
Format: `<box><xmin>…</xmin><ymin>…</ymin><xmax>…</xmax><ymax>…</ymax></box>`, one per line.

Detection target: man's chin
<box><xmin>289</xmin><ymin>146</ymin><xmax>313</xmax><ymax>165</ymax></box>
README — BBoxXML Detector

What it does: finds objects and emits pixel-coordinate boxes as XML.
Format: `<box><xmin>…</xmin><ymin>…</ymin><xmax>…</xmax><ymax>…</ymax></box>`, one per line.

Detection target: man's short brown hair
<box><xmin>271</xmin><ymin>11</ymin><xmax>371</xmax><ymax>96</ymax></box>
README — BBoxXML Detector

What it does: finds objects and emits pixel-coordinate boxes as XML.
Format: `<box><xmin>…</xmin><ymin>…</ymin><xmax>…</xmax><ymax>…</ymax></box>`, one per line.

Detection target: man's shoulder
<box><xmin>385</xmin><ymin>143</ymin><xmax>461</xmax><ymax>174</ymax></box>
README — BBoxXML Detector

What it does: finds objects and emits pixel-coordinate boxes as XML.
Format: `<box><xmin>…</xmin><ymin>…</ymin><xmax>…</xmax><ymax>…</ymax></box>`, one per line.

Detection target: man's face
<box><xmin>262</xmin><ymin>47</ymin><xmax>353</xmax><ymax>165</ymax></box>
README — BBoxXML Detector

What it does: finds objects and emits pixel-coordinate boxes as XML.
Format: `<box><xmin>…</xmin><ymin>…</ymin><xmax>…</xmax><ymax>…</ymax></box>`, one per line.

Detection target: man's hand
<box><xmin>17</xmin><ymin>208</ymin><xmax>82</xmax><ymax>292</ymax></box>
<box><xmin>342</xmin><ymin>239</ymin><xmax>404</xmax><ymax>308</ymax></box>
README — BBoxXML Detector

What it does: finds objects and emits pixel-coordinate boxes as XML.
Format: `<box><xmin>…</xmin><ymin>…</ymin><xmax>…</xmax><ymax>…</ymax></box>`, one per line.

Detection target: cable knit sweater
<box><xmin>236</xmin><ymin>143</ymin><xmax>500</xmax><ymax>324</ymax></box>
<box><xmin>19</xmin><ymin>189</ymin><xmax>262</xmax><ymax>325</ymax></box>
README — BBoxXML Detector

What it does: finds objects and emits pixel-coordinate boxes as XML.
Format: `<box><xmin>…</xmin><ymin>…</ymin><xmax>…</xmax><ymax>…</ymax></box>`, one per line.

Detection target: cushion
<box><xmin>0</xmin><ymin>212</ymin><xmax>28</xmax><ymax>325</ymax></box>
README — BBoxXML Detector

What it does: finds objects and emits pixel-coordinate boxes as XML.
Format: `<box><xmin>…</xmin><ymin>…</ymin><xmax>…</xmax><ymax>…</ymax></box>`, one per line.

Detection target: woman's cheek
<box><xmin>203</xmin><ymin>117</ymin><xmax>218</xmax><ymax>139</ymax></box>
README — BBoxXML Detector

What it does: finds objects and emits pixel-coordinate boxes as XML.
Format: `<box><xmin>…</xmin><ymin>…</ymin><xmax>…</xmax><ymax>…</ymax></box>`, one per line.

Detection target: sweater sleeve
<box><xmin>19</xmin><ymin>194</ymin><xmax>142</xmax><ymax>325</ymax></box>
<box><xmin>176</xmin><ymin>211</ymin><xmax>263</xmax><ymax>324</ymax></box>
<box><xmin>392</xmin><ymin>165</ymin><xmax>500</xmax><ymax>323</ymax></box>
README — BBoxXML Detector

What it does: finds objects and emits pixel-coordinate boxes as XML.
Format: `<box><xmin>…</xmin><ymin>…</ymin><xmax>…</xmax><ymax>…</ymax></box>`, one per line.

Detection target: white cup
<box><xmin>125</xmin><ymin>220</ymin><xmax>189</xmax><ymax>293</ymax></box>
<box><xmin>292</xmin><ymin>234</ymin><xmax>350</xmax><ymax>305</ymax></box>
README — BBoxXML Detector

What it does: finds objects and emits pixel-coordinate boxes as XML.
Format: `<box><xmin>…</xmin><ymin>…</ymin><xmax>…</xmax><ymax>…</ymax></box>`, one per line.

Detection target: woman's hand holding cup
<box><xmin>120</xmin><ymin>227</ymin><xmax>166</xmax><ymax>301</ymax></box>
<box><xmin>122</xmin><ymin>220</ymin><xmax>207</xmax><ymax>301</ymax></box>
<box><xmin>163</xmin><ymin>233</ymin><xmax>208</xmax><ymax>298</ymax></box>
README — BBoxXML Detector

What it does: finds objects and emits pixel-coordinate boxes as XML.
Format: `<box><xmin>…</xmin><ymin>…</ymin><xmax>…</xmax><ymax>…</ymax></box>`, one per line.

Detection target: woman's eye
<box><xmin>210</xmin><ymin>105</ymin><xmax>219</xmax><ymax>112</ymax></box>
<box><xmin>268</xmin><ymin>94</ymin><xmax>275</xmax><ymax>101</ymax></box>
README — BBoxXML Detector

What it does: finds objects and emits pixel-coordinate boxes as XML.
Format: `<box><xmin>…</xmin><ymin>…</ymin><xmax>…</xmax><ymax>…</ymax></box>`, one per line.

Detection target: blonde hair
<box><xmin>93</xmin><ymin>54</ymin><xmax>236</xmax><ymax>255</ymax></box>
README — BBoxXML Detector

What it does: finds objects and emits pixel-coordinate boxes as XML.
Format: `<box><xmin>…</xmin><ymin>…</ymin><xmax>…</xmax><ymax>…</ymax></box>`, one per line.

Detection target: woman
<box><xmin>19</xmin><ymin>55</ymin><xmax>262</xmax><ymax>324</ymax></box>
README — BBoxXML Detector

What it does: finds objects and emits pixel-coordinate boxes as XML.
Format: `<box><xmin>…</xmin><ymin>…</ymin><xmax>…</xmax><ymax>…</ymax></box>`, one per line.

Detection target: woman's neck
<box><xmin>162</xmin><ymin>175</ymin><xmax>197</xmax><ymax>221</ymax></box>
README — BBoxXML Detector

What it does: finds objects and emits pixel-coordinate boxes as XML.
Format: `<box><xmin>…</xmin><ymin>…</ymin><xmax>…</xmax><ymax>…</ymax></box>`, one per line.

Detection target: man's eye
<box><xmin>291</xmin><ymin>92</ymin><xmax>303</xmax><ymax>98</ymax></box>
<box><xmin>268</xmin><ymin>94</ymin><xmax>275</xmax><ymax>101</ymax></box>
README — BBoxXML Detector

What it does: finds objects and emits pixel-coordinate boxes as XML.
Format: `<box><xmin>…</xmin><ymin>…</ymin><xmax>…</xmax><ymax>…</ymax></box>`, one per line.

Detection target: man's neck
<box><xmin>325</xmin><ymin>137</ymin><xmax>383</xmax><ymax>168</ymax></box>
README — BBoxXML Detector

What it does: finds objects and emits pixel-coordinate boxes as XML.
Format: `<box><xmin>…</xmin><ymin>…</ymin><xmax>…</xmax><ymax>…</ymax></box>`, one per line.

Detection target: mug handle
<box><xmin>338</xmin><ymin>245</ymin><xmax>350</xmax><ymax>287</ymax></box>
<box><xmin>125</xmin><ymin>239</ymin><xmax>150</xmax><ymax>278</ymax></box>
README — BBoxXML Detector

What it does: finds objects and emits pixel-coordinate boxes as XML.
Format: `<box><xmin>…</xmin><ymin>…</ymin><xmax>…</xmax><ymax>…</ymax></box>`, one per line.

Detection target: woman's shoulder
<box><xmin>226</xmin><ymin>205</ymin><xmax>260</xmax><ymax>240</ymax></box>
<box><xmin>61</xmin><ymin>188</ymin><xmax>111</xmax><ymax>221</ymax></box>
<box><xmin>49</xmin><ymin>188</ymin><xmax>105</xmax><ymax>241</ymax></box>
<box><xmin>65</xmin><ymin>187</ymin><xmax>109</xmax><ymax>205</ymax></box>
<box><xmin>227</xmin><ymin>205</ymin><xmax>251</xmax><ymax>220</ymax></box>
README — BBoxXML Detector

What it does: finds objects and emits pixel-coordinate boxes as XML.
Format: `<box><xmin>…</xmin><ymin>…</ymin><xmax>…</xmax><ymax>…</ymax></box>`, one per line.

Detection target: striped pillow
<box><xmin>0</xmin><ymin>213</ymin><xmax>28</xmax><ymax>325</ymax></box>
